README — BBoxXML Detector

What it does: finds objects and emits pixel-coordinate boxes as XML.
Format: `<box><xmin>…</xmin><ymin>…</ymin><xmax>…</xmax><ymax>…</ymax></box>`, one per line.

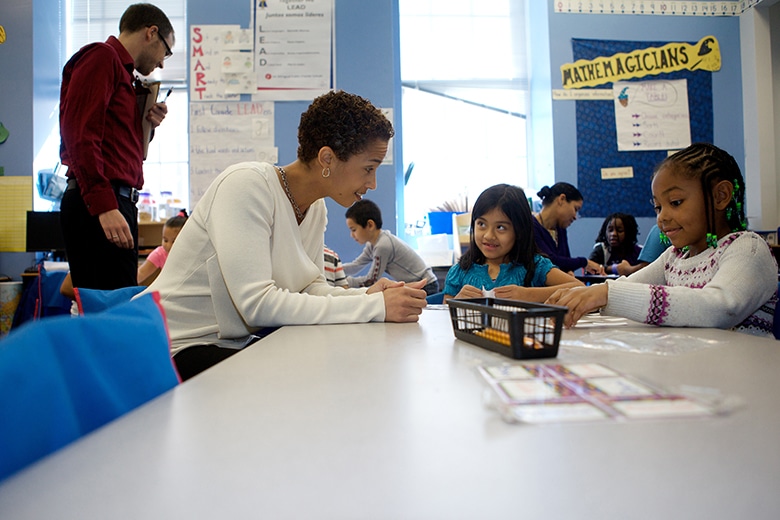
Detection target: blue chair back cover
<box><xmin>11</xmin><ymin>265</ymin><xmax>71</xmax><ymax>328</ymax></box>
<box><xmin>75</xmin><ymin>286</ymin><xmax>146</xmax><ymax>314</ymax></box>
<box><xmin>0</xmin><ymin>292</ymin><xmax>179</xmax><ymax>482</ymax></box>
<box><xmin>426</xmin><ymin>292</ymin><xmax>444</xmax><ymax>305</ymax></box>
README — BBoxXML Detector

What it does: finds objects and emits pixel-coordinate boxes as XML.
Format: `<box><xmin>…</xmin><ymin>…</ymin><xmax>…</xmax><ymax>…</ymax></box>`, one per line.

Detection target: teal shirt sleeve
<box><xmin>443</xmin><ymin>264</ymin><xmax>466</xmax><ymax>296</ymax></box>
<box><xmin>531</xmin><ymin>255</ymin><xmax>554</xmax><ymax>286</ymax></box>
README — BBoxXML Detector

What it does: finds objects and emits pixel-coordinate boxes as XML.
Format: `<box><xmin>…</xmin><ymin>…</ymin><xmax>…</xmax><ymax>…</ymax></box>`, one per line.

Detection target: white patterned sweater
<box><xmin>602</xmin><ymin>231</ymin><xmax>777</xmax><ymax>337</ymax></box>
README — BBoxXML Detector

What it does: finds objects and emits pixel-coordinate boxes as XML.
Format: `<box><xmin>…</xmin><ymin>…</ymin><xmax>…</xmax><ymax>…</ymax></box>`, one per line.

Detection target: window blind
<box><xmin>66</xmin><ymin>0</ymin><xmax>187</xmax><ymax>82</ymax></box>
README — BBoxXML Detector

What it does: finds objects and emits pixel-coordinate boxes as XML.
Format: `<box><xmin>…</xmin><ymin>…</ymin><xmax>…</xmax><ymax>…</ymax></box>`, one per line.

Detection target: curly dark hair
<box><xmin>297</xmin><ymin>90</ymin><xmax>394</xmax><ymax>163</ymax></box>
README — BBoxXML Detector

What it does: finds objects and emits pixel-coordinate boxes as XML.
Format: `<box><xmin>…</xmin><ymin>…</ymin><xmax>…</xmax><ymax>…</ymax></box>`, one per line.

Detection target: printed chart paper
<box><xmin>190</xmin><ymin>25</ymin><xmax>245</xmax><ymax>101</ymax></box>
<box><xmin>614</xmin><ymin>79</ymin><xmax>691</xmax><ymax>151</ymax></box>
<box><xmin>189</xmin><ymin>101</ymin><xmax>277</xmax><ymax>207</ymax></box>
<box><xmin>254</xmin><ymin>0</ymin><xmax>333</xmax><ymax>100</ymax></box>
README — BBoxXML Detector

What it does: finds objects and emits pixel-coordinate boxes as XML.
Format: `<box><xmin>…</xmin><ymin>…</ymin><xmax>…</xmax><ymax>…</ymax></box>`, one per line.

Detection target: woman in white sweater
<box><xmin>141</xmin><ymin>91</ymin><xmax>427</xmax><ymax>379</ymax></box>
<box><xmin>547</xmin><ymin>143</ymin><xmax>777</xmax><ymax>338</ymax></box>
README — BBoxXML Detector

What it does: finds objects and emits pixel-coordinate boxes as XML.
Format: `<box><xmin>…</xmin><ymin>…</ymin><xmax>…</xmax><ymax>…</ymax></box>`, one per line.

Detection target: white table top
<box><xmin>1</xmin><ymin>308</ymin><xmax>779</xmax><ymax>519</ymax></box>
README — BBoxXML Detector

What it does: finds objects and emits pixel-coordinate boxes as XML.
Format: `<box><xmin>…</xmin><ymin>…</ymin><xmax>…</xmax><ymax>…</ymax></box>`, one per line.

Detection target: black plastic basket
<box><xmin>447</xmin><ymin>298</ymin><xmax>567</xmax><ymax>359</ymax></box>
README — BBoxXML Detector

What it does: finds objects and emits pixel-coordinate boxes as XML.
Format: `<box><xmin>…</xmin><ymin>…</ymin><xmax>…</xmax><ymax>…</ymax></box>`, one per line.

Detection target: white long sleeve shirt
<box><xmin>603</xmin><ymin>231</ymin><xmax>777</xmax><ymax>337</ymax></box>
<box><xmin>140</xmin><ymin>162</ymin><xmax>385</xmax><ymax>355</ymax></box>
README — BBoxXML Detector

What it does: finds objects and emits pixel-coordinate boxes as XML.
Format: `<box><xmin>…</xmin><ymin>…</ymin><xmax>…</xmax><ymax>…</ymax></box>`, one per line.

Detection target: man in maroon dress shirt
<box><xmin>60</xmin><ymin>3</ymin><xmax>175</xmax><ymax>290</ymax></box>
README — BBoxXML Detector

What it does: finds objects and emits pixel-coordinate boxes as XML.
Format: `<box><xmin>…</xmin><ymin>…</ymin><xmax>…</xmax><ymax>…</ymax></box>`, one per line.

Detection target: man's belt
<box><xmin>66</xmin><ymin>179</ymin><xmax>140</xmax><ymax>204</ymax></box>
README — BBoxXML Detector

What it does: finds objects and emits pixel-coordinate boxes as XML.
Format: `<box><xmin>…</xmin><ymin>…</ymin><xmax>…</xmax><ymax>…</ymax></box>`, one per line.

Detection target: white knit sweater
<box><xmin>140</xmin><ymin>162</ymin><xmax>385</xmax><ymax>354</ymax></box>
<box><xmin>603</xmin><ymin>231</ymin><xmax>777</xmax><ymax>337</ymax></box>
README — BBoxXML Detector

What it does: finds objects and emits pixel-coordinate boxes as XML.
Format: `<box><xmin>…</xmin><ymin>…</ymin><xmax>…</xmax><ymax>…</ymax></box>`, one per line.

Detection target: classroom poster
<box><xmin>253</xmin><ymin>0</ymin><xmax>334</xmax><ymax>100</ymax></box>
<box><xmin>189</xmin><ymin>101</ymin><xmax>277</xmax><ymax>207</ymax></box>
<box><xmin>614</xmin><ymin>79</ymin><xmax>691</xmax><ymax>151</ymax></box>
<box><xmin>560</xmin><ymin>36</ymin><xmax>721</xmax><ymax>89</ymax></box>
<box><xmin>0</xmin><ymin>176</ymin><xmax>32</xmax><ymax>252</ymax></box>
<box><xmin>571</xmin><ymin>38</ymin><xmax>713</xmax><ymax>218</ymax></box>
<box><xmin>190</xmin><ymin>25</ymin><xmax>254</xmax><ymax>101</ymax></box>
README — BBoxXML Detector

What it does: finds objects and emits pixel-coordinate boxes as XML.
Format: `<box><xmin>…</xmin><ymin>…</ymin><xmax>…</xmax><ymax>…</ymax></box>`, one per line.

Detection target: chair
<box><xmin>11</xmin><ymin>265</ymin><xmax>71</xmax><ymax>328</ymax></box>
<box><xmin>74</xmin><ymin>285</ymin><xmax>146</xmax><ymax>314</ymax></box>
<box><xmin>452</xmin><ymin>212</ymin><xmax>471</xmax><ymax>260</ymax></box>
<box><xmin>426</xmin><ymin>292</ymin><xmax>444</xmax><ymax>305</ymax></box>
<box><xmin>0</xmin><ymin>292</ymin><xmax>179</xmax><ymax>482</ymax></box>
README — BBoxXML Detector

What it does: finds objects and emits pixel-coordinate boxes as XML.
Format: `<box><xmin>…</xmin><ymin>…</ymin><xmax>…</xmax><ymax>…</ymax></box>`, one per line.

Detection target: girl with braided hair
<box><xmin>589</xmin><ymin>212</ymin><xmax>643</xmax><ymax>276</ymax></box>
<box><xmin>547</xmin><ymin>142</ymin><xmax>777</xmax><ymax>337</ymax></box>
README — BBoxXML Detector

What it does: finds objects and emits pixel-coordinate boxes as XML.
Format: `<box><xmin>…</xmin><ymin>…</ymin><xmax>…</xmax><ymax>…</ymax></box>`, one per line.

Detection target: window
<box><xmin>34</xmin><ymin>0</ymin><xmax>189</xmax><ymax>211</ymax></box>
<box><xmin>399</xmin><ymin>0</ymin><xmax>529</xmax><ymax>233</ymax></box>
<box><xmin>65</xmin><ymin>0</ymin><xmax>187</xmax><ymax>81</ymax></box>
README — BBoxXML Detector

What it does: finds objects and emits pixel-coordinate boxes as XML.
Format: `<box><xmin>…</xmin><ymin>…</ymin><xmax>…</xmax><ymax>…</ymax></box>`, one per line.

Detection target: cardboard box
<box><xmin>138</xmin><ymin>222</ymin><xmax>164</xmax><ymax>249</ymax></box>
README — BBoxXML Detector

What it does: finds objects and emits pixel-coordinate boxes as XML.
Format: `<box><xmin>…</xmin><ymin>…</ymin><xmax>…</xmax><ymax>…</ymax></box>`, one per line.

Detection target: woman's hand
<box><xmin>367</xmin><ymin>278</ymin><xmax>427</xmax><ymax>294</ymax></box>
<box><xmin>382</xmin><ymin>281</ymin><xmax>427</xmax><ymax>322</ymax></box>
<box><xmin>545</xmin><ymin>283</ymin><xmax>609</xmax><ymax>328</ymax></box>
<box><xmin>365</xmin><ymin>279</ymin><xmax>427</xmax><ymax>322</ymax></box>
<box><xmin>366</xmin><ymin>278</ymin><xmax>403</xmax><ymax>294</ymax></box>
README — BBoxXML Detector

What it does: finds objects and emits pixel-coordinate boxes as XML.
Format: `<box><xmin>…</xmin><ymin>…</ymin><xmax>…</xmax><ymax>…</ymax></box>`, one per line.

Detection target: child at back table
<box><xmin>548</xmin><ymin>142</ymin><xmax>777</xmax><ymax>337</ymax></box>
<box><xmin>343</xmin><ymin>199</ymin><xmax>439</xmax><ymax>295</ymax></box>
<box><xmin>443</xmin><ymin>184</ymin><xmax>582</xmax><ymax>303</ymax></box>
<box><xmin>137</xmin><ymin>212</ymin><xmax>188</xmax><ymax>286</ymax></box>
<box><xmin>589</xmin><ymin>212</ymin><xmax>643</xmax><ymax>276</ymax></box>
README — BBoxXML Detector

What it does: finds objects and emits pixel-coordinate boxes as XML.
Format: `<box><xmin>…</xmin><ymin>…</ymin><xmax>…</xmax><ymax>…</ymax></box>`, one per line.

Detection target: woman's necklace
<box><xmin>536</xmin><ymin>213</ymin><xmax>558</xmax><ymax>244</ymax></box>
<box><xmin>278</xmin><ymin>166</ymin><xmax>304</xmax><ymax>224</ymax></box>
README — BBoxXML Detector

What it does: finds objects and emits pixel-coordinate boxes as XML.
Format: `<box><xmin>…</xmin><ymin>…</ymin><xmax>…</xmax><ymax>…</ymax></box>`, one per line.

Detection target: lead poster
<box><xmin>254</xmin><ymin>0</ymin><xmax>334</xmax><ymax>100</ymax></box>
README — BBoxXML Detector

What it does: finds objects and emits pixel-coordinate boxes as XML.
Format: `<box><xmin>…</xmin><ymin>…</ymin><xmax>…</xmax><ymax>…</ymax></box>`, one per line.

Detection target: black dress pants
<box><xmin>60</xmin><ymin>188</ymin><xmax>139</xmax><ymax>290</ymax></box>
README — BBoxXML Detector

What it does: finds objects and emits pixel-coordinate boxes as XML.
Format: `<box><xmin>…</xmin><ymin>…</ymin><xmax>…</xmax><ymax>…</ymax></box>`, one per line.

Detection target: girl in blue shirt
<box><xmin>443</xmin><ymin>184</ymin><xmax>582</xmax><ymax>303</ymax></box>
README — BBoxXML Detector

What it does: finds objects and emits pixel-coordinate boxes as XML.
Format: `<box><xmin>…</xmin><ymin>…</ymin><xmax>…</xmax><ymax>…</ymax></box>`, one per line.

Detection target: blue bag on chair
<box><xmin>0</xmin><ymin>292</ymin><xmax>179</xmax><ymax>482</ymax></box>
<box><xmin>11</xmin><ymin>264</ymin><xmax>71</xmax><ymax>328</ymax></box>
<box><xmin>74</xmin><ymin>286</ymin><xmax>146</xmax><ymax>314</ymax></box>
<box><xmin>426</xmin><ymin>292</ymin><xmax>444</xmax><ymax>305</ymax></box>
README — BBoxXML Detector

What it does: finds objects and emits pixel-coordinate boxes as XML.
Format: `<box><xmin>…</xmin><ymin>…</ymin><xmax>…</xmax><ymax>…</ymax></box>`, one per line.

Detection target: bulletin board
<box><xmin>572</xmin><ymin>38</ymin><xmax>713</xmax><ymax>218</ymax></box>
<box><xmin>0</xmin><ymin>176</ymin><xmax>32</xmax><ymax>252</ymax></box>
<box><xmin>187</xmin><ymin>0</ymin><xmax>334</xmax><ymax>208</ymax></box>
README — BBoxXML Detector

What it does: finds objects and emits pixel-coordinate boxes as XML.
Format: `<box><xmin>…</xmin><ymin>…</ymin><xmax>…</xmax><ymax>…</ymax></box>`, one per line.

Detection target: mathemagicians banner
<box><xmin>561</xmin><ymin>35</ymin><xmax>720</xmax><ymax>89</ymax></box>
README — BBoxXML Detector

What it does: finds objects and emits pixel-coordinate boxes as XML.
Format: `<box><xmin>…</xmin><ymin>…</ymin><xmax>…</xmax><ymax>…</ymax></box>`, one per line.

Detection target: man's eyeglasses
<box><xmin>157</xmin><ymin>30</ymin><xmax>173</xmax><ymax>60</ymax></box>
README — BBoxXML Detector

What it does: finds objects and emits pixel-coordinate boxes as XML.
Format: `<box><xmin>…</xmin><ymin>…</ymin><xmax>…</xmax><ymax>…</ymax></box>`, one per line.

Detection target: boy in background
<box><xmin>344</xmin><ymin>199</ymin><xmax>439</xmax><ymax>296</ymax></box>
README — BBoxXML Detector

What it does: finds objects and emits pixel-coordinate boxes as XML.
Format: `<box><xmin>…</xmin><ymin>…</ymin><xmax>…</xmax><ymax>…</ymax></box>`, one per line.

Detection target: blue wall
<box><xmin>544</xmin><ymin>5</ymin><xmax>744</xmax><ymax>258</ymax></box>
<box><xmin>0</xmin><ymin>1</ymin><xmax>33</xmax><ymax>179</ymax></box>
<box><xmin>0</xmin><ymin>0</ymin><xmax>60</xmax><ymax>279</ymax></box>
<box><xmin>187</xmin><ymin>0</ymin><xmax>401</xmax><ymax>263</ymax></box>
<box><xmin>0</xmin><ymin>1</ymin><xmax>754</xmax><ymax>278</ymax></box>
